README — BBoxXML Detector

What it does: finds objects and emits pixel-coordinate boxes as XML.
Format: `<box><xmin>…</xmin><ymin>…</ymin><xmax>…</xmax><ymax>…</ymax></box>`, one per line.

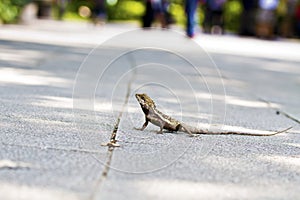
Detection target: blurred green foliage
<box><xmin>169</xmin><ymin>2</ymin><xmax>185</xmax><ymax>25</ymax></box>
<box><xmin>0</xmin><ymin>0</ymin><xmax>31</xmax><ymax>23</ymax></box>
<box><xmin>0</xmin><ymin>0</ymin><xmax>244</xmax><ymax>32</ymax></box>
<box><xmin>53</xmin><ymin>0</ymin><xmax>93</xmax><ymax>20</ymax></box>
<box><xmin>224</xmin><ymin>0</ymin><xmax>242</xmax><ymax>32</ymax></box>
<box><xmin>60</xmin><ymin>0</ymin><xmax>145</xmax><ymax>21</ymax></box>
<box><xmin>106</xmin><ymin>0</ymin><xmax>144</xmax><ymax>20</ymax></box>
<box><xmin>105</xmin><ymin>0</ymin><xmax>243</xmax><ymax>32</ymax></box>
<box><xmin>65</xmin><ymin>0</ymin><xmax>93</xmax><ymax>13</ymax></box>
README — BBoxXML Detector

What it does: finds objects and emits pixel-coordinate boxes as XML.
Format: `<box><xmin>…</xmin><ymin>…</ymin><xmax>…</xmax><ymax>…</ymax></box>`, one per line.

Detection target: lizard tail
<box><xmin>195</xmin><ymin>126</ymin><xmax>293</xmax><ymax>136</ymax></box>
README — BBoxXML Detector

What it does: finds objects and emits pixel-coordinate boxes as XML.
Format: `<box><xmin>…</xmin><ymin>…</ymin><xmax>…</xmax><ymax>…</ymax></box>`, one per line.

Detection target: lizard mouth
<box><xmin>135</xmin><ymin>94</ymin><xmax>142</xmax><ymax>103</ymax></box>
<box><xmin>135</xmin><ymin>93</ymin><xmax>142</xmax><ymax>100</ymax></box>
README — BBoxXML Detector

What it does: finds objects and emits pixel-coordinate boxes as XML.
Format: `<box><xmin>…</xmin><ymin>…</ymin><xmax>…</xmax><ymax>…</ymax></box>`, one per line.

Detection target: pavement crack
<box><xmin>0</xmin><ymin>159</ymin><xmax>37</xmax><ymax>170</ymax></box>
<box><xmin>213</xmin><ymin>74</ymin><xmax>299</xmax><ymax>127</ymax></box>
<box><xmin>258</xmin><ymin>97</ymin><xmax>300</xmax><ymax>125</ymax></box>
<box><xmin>221</xmin><ymin>73</ymin><xmax>300</xmax><ymax>126</ymax></box>
<box><xmin>90</xmin><ymin>56</ymin><xmax>136</xmax><ymax>200</ymax></box>
<box><xmin>1</xmin><ymin>142</ymin><xmax>102</xmax><ymax>154</ymax></box>
<box><xmin>275</xmin><ymin>110</ymin><xmax>300</xmax><ymax>124</ymax></box>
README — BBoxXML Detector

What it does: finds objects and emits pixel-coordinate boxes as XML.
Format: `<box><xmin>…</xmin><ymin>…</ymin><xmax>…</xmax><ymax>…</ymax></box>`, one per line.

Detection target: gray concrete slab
<box><xmin>0</xmin><ymin>20</ymin><xmax>299</xmax><ymax>200</ymax></box>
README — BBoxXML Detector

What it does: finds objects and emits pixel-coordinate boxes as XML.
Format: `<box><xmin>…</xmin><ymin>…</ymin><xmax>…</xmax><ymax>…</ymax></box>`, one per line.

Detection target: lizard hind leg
<box><xmin>180</xmin><ymin>125</ymin><xmax>198</xmax><ymax>137</ymax></box>
<box><xmin>156</xmin><ymin>125</ymin><xmax>164</xmax><ymax>134</ymax></box>
<box><xmin>156</xmin><ymin>121</ymin><xmax>165</xmax><ymax>134</ymax></box>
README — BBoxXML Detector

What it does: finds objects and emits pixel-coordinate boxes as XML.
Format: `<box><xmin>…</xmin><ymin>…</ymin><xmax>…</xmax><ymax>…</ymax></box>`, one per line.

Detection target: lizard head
<box><xmin>135</xmin><ymin>93</ymin><xmax>156</xmax><ymax>109</ymax></box>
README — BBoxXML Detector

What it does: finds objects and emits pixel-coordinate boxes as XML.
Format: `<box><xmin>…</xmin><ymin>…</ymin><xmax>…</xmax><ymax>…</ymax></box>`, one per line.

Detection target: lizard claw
<box><xmin>188</xmin><ymin>134</ymin><xmax>200</xmax><ymax>138</ymax></box>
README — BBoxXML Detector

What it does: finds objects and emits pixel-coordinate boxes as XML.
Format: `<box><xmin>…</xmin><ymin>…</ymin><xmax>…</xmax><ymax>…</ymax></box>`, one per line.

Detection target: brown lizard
<box><xmin>135</xmin><ymin>93</ymin><xmax>292</xmax><ymax>136</ymax></box>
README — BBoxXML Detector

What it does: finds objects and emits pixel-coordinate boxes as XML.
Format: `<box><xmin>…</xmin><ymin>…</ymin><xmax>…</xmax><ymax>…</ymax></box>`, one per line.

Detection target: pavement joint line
<box><xmin>277</xmin><ymin>111</ymin><xmax>300</xmax><ymax>125</ymax></box>
<box><xmin>258</xmin><ymin>97</ymin><xmax>300</xmax><ymax>125</ymax></box>
<box><xmin>89</xmin><ymin>55</ymin><xmax>137</xmax><ymax>200</ymax></box>
<box><xmin>1</xmin><ymin>142</ymin><xmax>102</xmax><ymax>154</ymax></box>
<box><xmin>221</xmin><ymin>73</ymin><xmax>299</xmax><ymax>126</ymax></box>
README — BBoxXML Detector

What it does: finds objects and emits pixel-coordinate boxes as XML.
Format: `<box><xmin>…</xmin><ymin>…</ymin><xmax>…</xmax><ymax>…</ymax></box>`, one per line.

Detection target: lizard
<box><xmin>135</xmin><ymin>93</ymin><xmax>292</xmax><ymax>136</ymax></box>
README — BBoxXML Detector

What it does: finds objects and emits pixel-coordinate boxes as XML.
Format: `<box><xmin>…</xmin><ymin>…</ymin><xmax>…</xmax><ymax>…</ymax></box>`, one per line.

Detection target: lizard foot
<box><xmin>134</xmin><ymin>127</ymin><xmax>144</xmax><ymax>131</ymax></box>
<box><xmin>188</xmin><ymin>134</ymin><xmax>200</xmax><ymax>138</ymax></box>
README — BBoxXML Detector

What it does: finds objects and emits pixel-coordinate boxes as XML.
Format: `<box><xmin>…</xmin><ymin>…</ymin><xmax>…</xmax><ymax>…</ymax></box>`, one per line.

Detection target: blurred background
<box><xmin>1</xmin><ymin>0</ymin><xmax>300</xmax><ymax>39</ymax></box>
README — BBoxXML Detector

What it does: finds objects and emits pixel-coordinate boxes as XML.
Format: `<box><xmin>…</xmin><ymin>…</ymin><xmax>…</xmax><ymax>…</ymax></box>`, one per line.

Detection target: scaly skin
<box><xmin>135</xmin><ymin>93</ymin><xmax>292</xmax><ymax>136</ymax></box>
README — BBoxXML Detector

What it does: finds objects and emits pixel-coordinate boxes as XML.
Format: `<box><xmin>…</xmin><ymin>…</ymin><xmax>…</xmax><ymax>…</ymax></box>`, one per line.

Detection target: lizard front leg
<box><xmin>135</xmin><ymin>117</ymin><xmax>149</xmax><ymax>131</ymax></box>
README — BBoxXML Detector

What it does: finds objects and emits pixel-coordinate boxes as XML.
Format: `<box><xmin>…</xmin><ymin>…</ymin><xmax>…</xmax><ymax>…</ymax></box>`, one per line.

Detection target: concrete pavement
<box><xmin>0</xmin><ymin>20</ymin><xmax>299</xmax><ymax>200</ymax></box>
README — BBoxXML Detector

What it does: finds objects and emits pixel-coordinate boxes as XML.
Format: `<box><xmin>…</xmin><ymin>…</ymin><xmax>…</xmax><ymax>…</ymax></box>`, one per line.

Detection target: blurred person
<box><xmin>276</xmin><ymin>0</ymin><xmax>297</xmax><ymax>37</ymax></box>
<box><xmin>56</xmin><ymin>0</ymin><xmax>68</xmax><ymax>20</ymax></box>
<box><xmin>203</xmin><ymin>0</ymin><xmax>226</xmax><ymax>34</ymax></box>
<box><xmin>153</xmin><ymin>0</ymin><xmax>167</xmax><ymax>28</ymax></box>
<box><xmin>185</xmin><ymin>0</ymin><xmax>199</xmax><ymax>37</ymax></box>
<box><xmin>239</xmin><ymin>0</ymin><xmax>257</xmax><ymax>36</ymax></box>
<box><xmin>92</xmin><ymin>0</ymin><xmax>106</xmax><ymax>25</ymax></box>
<box><xmin>256</xmin><ymin>0</ymin><xmax>279</xmax><ymax>39</ymax></box>
<box><xmin>37</xmin><ymin>0</ymin><xmax>52</xmax><ymax>18</ymax></box>
<box><xmin>162</xmin><ymin>0</ymin><xmax>174</xmax><ymax>28</ymax></box>
<box><xmin>295</xmin><ymin>1</ymin><xmax>300</xmax><ymax>37</ymax></box>
<box><xmin>142</xmin><ymin>0</ymin><xmax>154</xmax><ymax>28</ymax></box>
<box><xmin>142</xmin><ymin>0</ymin><xmax>167</xmax><ymax>28</ymax></box>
